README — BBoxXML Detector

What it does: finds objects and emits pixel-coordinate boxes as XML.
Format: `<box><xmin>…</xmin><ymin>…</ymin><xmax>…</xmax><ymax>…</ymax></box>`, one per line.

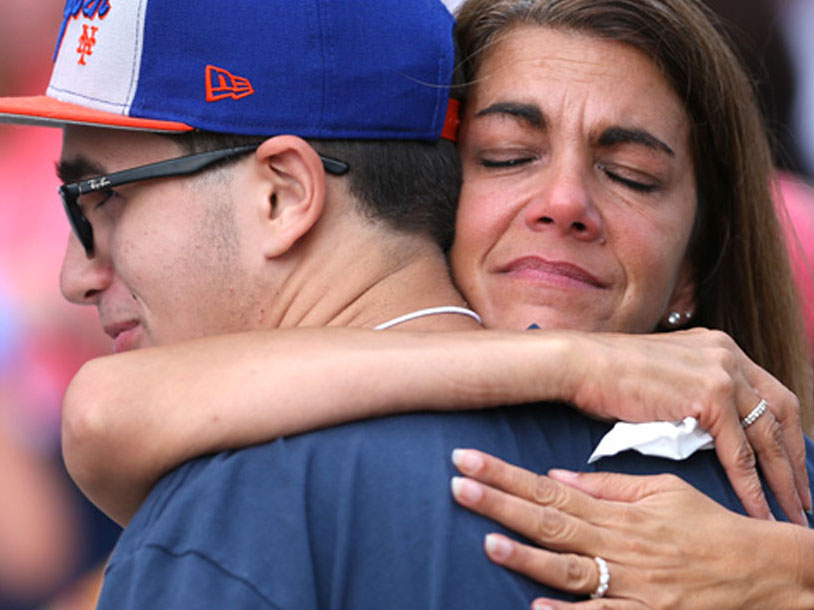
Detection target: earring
<box><xmin>666</xmin><ymin>310</ymin><xmax>693</xmax><ymax>328</ymax></box>
<box><xmin>684</xmin><ymin>310</ymin><xmax>694</xmax><ymax>323</ymax></box>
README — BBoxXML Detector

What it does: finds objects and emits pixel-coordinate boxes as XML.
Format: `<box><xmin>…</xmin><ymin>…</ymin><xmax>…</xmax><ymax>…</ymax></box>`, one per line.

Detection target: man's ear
<box><xmin>660</xmin><ymin>259</ymin><xmax>697</xmax><ymax>328</ymax></box>
<box><xmin>252</xmin><ymin>135</ymin><xmax>326</xmax><ymax>259</ymax></box>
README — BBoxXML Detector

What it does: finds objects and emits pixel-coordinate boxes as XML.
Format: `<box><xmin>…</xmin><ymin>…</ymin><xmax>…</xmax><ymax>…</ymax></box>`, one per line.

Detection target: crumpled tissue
<box><xmin>588</xmin><ymin>416</ymin><xmax>715</xmax><ymax>463</ymax></box>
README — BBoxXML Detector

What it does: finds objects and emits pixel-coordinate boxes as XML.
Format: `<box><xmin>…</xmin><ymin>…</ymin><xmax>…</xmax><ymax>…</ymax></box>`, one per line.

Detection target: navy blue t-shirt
<box><xmin>98</xmin><ymin>404</ymin><xmax>814</xmax><ymax>609</ymax></box>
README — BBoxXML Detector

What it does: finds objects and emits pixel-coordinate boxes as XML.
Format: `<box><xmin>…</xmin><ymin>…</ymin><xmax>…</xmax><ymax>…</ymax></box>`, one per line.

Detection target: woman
<box><xmin>444</xmin><ymin>0</ymin><xmax>814</xmax><ymax>605</ymax></box>
<box><xmin>62</xmin><ymin>0</ymin><xmax>814</xmax><ymax>605</ymax></box>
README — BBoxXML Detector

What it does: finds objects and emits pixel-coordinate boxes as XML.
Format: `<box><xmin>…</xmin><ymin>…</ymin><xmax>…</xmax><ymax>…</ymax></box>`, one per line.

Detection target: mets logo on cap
<box><xmin>54</xmin><ymin>0</ymin><xmax>111</xmax><ymax>64</ymax></box>
<box><xmin>48</xmin><ymin>1</ymin><xmax>151</xmax><ymax>117</ymax></box>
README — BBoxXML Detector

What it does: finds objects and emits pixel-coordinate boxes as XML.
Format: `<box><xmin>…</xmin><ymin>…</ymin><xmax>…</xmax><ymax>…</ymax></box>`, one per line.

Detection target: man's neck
<box><xmin>264</xmin><ymin>230</ymin><xmax>479</xmax><ymax>332</ymax></box>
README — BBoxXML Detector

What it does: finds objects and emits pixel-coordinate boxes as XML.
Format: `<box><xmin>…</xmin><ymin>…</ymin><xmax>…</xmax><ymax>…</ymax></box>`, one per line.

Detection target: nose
<box><xmin>60</xmin><ymin>233</ymin><xmax>113</xmax><ymax>305</ymax></box>
<box><xmin>523</xmin><ymin>159</ymin><xmax>604</xmax><ymax>242</ymax></box>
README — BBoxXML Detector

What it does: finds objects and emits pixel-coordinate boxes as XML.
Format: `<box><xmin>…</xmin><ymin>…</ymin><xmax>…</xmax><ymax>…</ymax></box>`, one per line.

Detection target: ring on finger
<box><xmin>590</xmin><ymin>556</ymin><xmax>610</xmax><ymax>599</ymax></box>
<box><xmin>741</xmin><ymin>398</ymin><xmax>768</xmax><ymax>429</ymax></box>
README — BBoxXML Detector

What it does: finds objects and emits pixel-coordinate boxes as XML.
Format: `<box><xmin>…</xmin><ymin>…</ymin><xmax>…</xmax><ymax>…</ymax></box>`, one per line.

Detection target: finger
<box><xmin>745</xmin><ymin>407</ymin><xmax>807</xmax><ymax>525</ymax></box>
<box><xmin>745</xmin><ymin>373</ymin><xmax>810</xmax><ymax>511</ymax></box>
<box><xmin>708</xmin><ymin>409</ymin><xmax>774</xmax><ymax>521</ymax></box>
<box><xmin>450</xmin><ymin>476</ymin><xmax>604</xmax><ymax>554</ymax></box>
<box><xmin>781</xmin><ymin>412</ymin><xmax>812</xmax><ymax>513</ymax></box>
<box><xmin>733</xmin><ymin>345</ymin><xmax>810</xmax><ymax>511</ymax></box>
<box><xmin>773</xmin><ymin>396</ymin><xmax>811</xmax><ymax>512</ymax></box>
<box><xmin>482</xmin><ymin>533</ymin><xmax>605</xmax><ymax>597</ymax></box>
<box><xmin>452</xmin><ymin>449</ymin><xmax>596</xmax><ymax>518</ymax></box>
<box><xmin>530</xmin><ymin>598</ymin><xmax>644</xmax><ymax>610</ymax></box>
<box><xmin>546</xmin><ymin>469</ymin><xmax>687</xmax><ymax>502</ymax></box>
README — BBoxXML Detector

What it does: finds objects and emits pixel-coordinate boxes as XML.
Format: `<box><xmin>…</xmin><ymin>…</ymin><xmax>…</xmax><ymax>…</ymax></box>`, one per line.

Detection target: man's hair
<box><xmin>169</xmin><ymin>132</ymin><xmax>460</xmax><ymax>252</ymax></box>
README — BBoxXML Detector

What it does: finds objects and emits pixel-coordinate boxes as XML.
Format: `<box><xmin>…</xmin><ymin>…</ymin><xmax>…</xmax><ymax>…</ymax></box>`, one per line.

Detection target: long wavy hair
<box><xmin>455</xmin><ymin>0</ymin><xmax>814</xmax><ymax>432</ymax></box>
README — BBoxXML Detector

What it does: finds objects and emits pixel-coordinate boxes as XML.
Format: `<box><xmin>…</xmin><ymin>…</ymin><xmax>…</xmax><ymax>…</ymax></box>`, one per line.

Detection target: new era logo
<box><xmin>205</xmin><ymin>65</ymin><xmax>255</xmax><ymax>102</ymax></box>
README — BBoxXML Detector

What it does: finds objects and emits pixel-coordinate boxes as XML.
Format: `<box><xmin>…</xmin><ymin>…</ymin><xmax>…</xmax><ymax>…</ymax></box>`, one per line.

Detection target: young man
<box><xmin>1</xmin><ymin>1</ymin><xmax>563</xmax><ymax>607</ymax></box>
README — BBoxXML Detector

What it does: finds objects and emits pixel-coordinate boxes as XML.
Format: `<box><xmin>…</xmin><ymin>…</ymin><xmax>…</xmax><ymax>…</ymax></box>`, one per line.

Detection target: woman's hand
<box><xmin>560</xmin><ymin>327</ymin><xmax>809</xmax><ymax>524</ymax></box>
<box><xmin>450</xmin><ymin>449</ymin><xmax>814</xmax><ymax>610</ymax></box>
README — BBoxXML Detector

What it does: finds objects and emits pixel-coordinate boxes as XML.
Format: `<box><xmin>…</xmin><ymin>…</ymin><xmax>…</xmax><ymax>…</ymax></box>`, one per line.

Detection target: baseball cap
<box><xmin>0</xmin><ymin>0</ymin><xmax>459</xmax><ymax>141</ymax></box>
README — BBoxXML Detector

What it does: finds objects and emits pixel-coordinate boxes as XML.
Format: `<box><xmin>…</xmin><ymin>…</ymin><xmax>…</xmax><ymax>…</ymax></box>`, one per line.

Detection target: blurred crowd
<box><xmin>0</xmin><ymin>1</ymin><xmax>811</xmax><ymax>608</ymax></box>
<box><xmin>0</xmin><ymin>3</ymin><xmax>121</xmax><ymax>609</ymax></box>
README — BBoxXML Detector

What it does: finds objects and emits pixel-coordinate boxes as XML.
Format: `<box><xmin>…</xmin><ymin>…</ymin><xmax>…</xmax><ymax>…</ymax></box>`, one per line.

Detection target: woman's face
<box><xmin>450</xmin><ymin>27</ymin><xmax>697</xmax><ymax>333</ymax></box>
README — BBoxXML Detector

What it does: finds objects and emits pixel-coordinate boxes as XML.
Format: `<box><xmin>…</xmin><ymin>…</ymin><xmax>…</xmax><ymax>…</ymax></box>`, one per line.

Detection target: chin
<box><xmin>484</xmin><ymin>304</ymin><xmax>608</xmax><ymax>333</ymax></box>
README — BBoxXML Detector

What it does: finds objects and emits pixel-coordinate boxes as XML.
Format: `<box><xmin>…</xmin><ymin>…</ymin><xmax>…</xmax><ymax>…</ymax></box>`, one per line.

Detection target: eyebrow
<box><xmin>475</xmin><ymin>102</ymin><xmax>547</xmax><ymax>130</ymax></box>
<box><xmin>56</xmin><ymin>156</ymin><xmax>107</xmax><ymax>184</ymax></box>
<box><xmin>597</xmin><ymin>127</ymin><xmax>675</xmax><ymax>157</ymax></box>
<box><xmin>475</xmin><ymin>103</ymin><xmax>675</xmax><ymax>155</ymax></box>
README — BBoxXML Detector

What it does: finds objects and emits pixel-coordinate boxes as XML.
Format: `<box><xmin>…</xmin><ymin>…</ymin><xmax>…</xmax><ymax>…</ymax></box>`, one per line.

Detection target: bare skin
<box><xmin>451</xmin><ymin>448</ymin><xmax>814</xmax><ymax>610</ymax></box>
<box><xmin>64</xmin><ymin>327</ymin><xmax>807</xmax><ymax>526</ymax></box>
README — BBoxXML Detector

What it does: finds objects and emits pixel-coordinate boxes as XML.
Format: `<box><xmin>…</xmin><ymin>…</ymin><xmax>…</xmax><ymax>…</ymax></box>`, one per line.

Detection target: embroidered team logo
<box><xmin>54</xmin><ymin>0</ymin><xmax>111</xmax><ymax>63</ymax></box>
<box><xmin>77</xmin><ymin>24</ymin><xmax>98</xmax><ymax>65</ymax></box>
<box><xmin>205</xmin><ymin>65</ymin><xmax>255</xmax><ymax>102</ymax></box>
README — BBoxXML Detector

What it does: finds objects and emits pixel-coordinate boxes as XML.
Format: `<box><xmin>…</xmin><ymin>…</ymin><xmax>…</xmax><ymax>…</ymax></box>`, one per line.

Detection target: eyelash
<box><xmin>478</xmin><ymin>156</ymin><xmax>660</xmax><ymax>194</ymax></box>
<box><xmin>479</xmin><ymin>156</ymin><xmax>536</xmax><ymax>169</ymax></box>
<box><xmin>596</xmin><ymin>163</ymin><xmax>659</xmax><ymax>193</ymax></box>
<box><xmin>96</xmin><ymin>191</ymin><xmax>116</xmax><ymax>208</ymax></box>
<box><xmin>95</xmin><ymin>189</ymin><xmax>117</xmax><ymax>208</ymax></box>
<box><xmin>78</xmin><ymin>188</ymin><xmax>118</xmax><ymax>214</ymax></box>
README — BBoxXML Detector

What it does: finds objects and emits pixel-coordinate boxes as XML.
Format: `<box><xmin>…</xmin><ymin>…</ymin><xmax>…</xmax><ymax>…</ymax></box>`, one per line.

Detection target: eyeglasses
<box><xmin>59</xmin><ymin>144</ymin><xmax>350</xmax><ymax>258</ymax></box>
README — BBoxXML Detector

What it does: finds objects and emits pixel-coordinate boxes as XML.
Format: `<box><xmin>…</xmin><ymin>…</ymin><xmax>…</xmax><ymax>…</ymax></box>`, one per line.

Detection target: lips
<box><xmin>497</xmin><ymin>256</ymin><xmax>608</xmax><ymax>289</ymax></box>
<box><xmin>103</xmin><ymin>320</ymin><xmax>141</xmax><ymax>353</ymax></box>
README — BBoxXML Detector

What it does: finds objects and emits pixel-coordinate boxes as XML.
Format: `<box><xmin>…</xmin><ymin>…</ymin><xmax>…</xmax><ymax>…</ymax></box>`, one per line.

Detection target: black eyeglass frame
<box><xmin>59</xmin><ymin>144</ymin><xmax>350</xmax><ymax>258</ymax></box>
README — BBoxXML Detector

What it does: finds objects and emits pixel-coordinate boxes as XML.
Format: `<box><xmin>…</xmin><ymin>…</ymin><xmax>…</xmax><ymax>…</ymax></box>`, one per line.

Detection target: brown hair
<box><xmin>455</xmin><ymin>0</ymin><xmax>813</xmax><ymax>432</ymax></box>
<box><xmin>169</xmin><ymin>132</ymin><xmax>460</xmax><ymax>252</ymax></box>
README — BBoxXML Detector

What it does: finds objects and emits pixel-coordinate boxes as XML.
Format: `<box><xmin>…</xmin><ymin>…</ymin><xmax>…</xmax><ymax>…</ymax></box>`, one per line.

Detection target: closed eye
<box><xmin>480</xmin><ymin>156</ymin><xmax>536</xmax><ymax>169</ymax></box>
<box><xmin>597</xmin><ymin>163</ymin><xmax>659</xmax><ymax>193</ymax></box>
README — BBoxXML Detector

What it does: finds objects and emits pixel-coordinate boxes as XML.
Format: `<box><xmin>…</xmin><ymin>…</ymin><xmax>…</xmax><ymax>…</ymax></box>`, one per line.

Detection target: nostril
<box><xmin>572</xmin><ymin>221</ymin><xmax>587</xmax><ymax>232</ymax></box>
<box><xmin>540</xmin><ymin>216</ymin><xmax>554</xmax><ymax>225</ymax></box>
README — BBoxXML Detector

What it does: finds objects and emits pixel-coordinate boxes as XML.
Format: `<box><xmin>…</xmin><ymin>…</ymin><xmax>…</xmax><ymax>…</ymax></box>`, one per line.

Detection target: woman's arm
<box><xmin>450</xmin><ymin>449</ymin><xmax>814</xmax><ymax>610</ymax></box>
<box><xmin>62</xmin><ymin>327</ymin><xmax>806</xmax><ymax>525</ymax></box>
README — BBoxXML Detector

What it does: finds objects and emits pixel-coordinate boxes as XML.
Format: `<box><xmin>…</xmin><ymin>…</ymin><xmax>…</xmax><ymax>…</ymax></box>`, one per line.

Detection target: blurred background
<box><xmin>0</xmin><ymin>3</ymin><xmax>120</xmax><ymax>609</ymax></box>
<box><xmin>0</xmin><ymin>1</ymin><xmax>811</xmax><ymax>609</ymax></box>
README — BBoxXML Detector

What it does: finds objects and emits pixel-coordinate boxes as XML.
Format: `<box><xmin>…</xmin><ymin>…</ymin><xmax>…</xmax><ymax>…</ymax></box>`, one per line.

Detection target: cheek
<box><xmin>452</xmin><ymin>179</ymin><xmax>516</xmax><ymax>262</ymax></box>
<box><xmin>613</xmin><ymin>207</ymin><xmax>694</xmax><ymax>321</ymax></box>
<box><xmin>450</xmin><ymin>192</ymin><xmax>495</xmax><ymax>296</ymax></box>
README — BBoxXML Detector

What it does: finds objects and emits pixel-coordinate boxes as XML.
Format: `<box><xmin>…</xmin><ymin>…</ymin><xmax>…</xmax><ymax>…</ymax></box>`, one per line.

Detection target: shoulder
<box><xmin>104</xmin><ymin>406</ymin><xmax>600</xmax><ymax>607</ymax></box>
<box><xmin>98</xmin><ymin>541</ymin><xmax>285</xmax><ymax>610</ymax></box>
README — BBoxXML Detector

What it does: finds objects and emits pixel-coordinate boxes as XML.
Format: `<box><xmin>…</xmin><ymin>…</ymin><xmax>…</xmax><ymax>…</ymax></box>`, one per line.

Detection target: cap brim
<box><xmin>0</xmin><ymin>95</ymin><xmax>193</xmax><ymax>133</ymax></box>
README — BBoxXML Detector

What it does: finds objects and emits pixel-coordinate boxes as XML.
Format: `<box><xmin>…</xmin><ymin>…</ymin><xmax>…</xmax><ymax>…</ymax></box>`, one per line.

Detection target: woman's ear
<box><xmin>253</xmin><ymin>135</ymin><xmax>327</xmax><ymax>259</ymax></box>
<box><xmin>660</xmin><ymin>260</ymin><xmax>697</xmax><ymax>329</ymax></box>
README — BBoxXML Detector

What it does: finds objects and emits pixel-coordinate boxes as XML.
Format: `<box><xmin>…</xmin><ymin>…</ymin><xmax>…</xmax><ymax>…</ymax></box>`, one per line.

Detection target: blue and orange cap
<box><xmin>0</xmin><ymin>0</ymin><xmax>460</xmax><ymax>142</ymax></box>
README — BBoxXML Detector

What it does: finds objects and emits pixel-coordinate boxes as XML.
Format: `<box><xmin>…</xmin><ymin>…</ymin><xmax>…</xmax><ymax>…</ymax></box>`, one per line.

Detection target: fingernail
<box><xmin>548</xmin><ymin>468</ymin><xmax>578</xmax><ymax>481</ymax></box>
<box><xmin>452</xmin><ymin>449</ymin><xmax>483</xmax><ymax>474</ymax></box>
<box><xmin>451</xmin><ymin>476</ymin><xmax>483</xmax><ymax>504</ymax></box>
<box><xmin>806</xmin><ymin>489</ymin><xmax>812</xmax><ymax>512</ymax></box>
<box><xmin>801</xmin><ymin>509</ymin><xmax>809</xmax><ymax>525</ymax></box>
<box><xmin>531</xmin><ymin>601</ymin><xmax>555</xmax><ymax>610</ymax></box>
<box><xmin>485</xmin><ymin>533</ymin><xmax>512</xmax><ymax>561</ymax></box>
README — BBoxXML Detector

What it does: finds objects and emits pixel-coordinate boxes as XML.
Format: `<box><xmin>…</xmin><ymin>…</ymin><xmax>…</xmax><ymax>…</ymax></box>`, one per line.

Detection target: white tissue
<box><xmin>588</xmin><ymin>416</ymin><xmax>715</xmax><ymax>463</ymax></box>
